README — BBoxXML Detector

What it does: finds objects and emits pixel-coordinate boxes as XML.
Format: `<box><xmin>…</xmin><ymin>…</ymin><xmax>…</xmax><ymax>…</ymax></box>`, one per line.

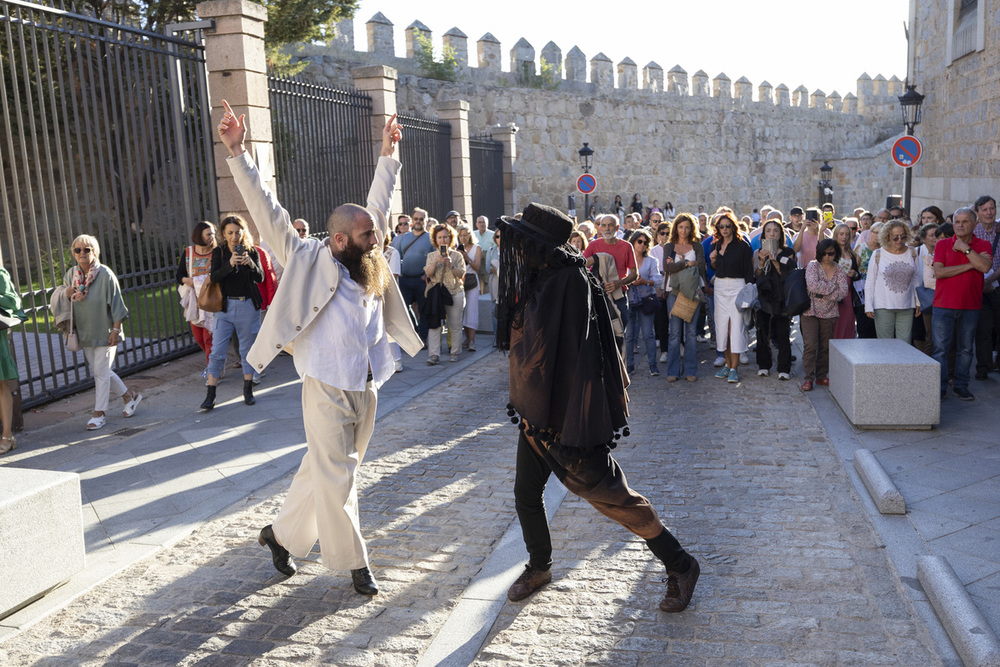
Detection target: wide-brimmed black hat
<box><xmin>498</xmin><ymin>203</ymin><xmax>573</xmax><ymax>246</ymax></box>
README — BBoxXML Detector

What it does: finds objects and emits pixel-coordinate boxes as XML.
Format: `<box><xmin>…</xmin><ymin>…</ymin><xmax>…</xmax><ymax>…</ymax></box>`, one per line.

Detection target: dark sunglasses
<box><xmin>73</xmin><ymin>248</ymin><xmax>93</xmax><ymax>254</ymax></box>
<box><xmin>657</xmin><ymin>231</ymin><xmax>669</xmax><ymax>236</ymax></box>
<box><xmin>822</xmin><ymin>250</ymin><xmax>836</xmax><ymax>256</ymax></box>
<box><xmin>412</xmin><ymin>217</ymin><xmax>425</xmax><ymax>221</ymax></box>
<box><xmin>717</xmin><ymin>224</ymin><xmax>734</xmax><ymax>230</ymax></box>
<box><xmin>635</xmin><ymin>239</ymin><xmax>648</xmax><ymax>245</ymax></box>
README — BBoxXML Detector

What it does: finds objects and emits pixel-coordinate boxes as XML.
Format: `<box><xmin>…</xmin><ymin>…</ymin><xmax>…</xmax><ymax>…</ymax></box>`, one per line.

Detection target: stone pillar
<box><xmin>443</xmin><ymin>27</ymin><xmax>468</xmax><ymax>67</ymax></box>
<box><xmin>510</xmin><ymin>37</ymin><xmax>535</xmax><ymax>79</ymax></box>
<box><xmin>565</xmin><ymin>46</ymin><xmax>586</xmax><ymax>82</ymax></box>
<box><xmin>793</xmin><ymin>85</ymin><xmax>809</xmax><ymax>107</ymax></box>
<box><xmin>774</xmin><ymin>83</ymin><xmax>789</xmax><ymax>106</ymax></box>
<box><xmin>856</xmin><ymin>73</ymin><xmax>873</xmax><ymax>114</ymax></box>
<box><xmin>477</xmin><ymin>33</ymin><xmax>501</xmax><ymax>71</ymax></box>
<box><xmin>843</xmin><ymin>92</ymin><xmax>858</xmax><ymax>114</ymax></box>
<box><xmin>712</xmin><ymin>72</ymin><xmax>731</xmax><ymax>99</ymax></box>
<box><xmin>405</xmin><ymin>20</ymin><xmax>431</xmax><ymax>59</ymax></box>
<box><xmin>810</xmin><ymin>89</ymin><xmax>826</xmax><ymax>109</ymax></box>
<box><xmin>643</xmin><ymin>62</ymin><xmax>663</xmax><ymax>93</ymax></box>
<box><xmin>734</xmin><ymin>76</ymin><xmax>752</xmax><ymax>104</ymax></box>
<box><xmin>617</xmin><ymin>57</ymin><xmax>637</xmax><ymax>89</ymax></box>
<box><xmin>489</xmin><ymin>123</ymin><xmax>518</xmax><ymax>215</ymax></box>
<box><xmin>540</xmin><ymin>41</ymin><xmax>562</xmax><ymax>79</ymax></box>
<box><xmin>353</xmin><ymin>65</ymin><xmax>401</xmax><ymax>215</ymax></box>
<box><xmin>691</xmin><ymin>70</ymin><xmax>709</xmax><ymax>97</ymax></box>
<box><xmin>438</xmin><ymin>99</ymin><xmax>472</xmax><ymax>221</ymax></box>
<box><xmin>758</xmin><ymin>80</ymin><xmax>773</xmax><ymax>105</ymax></box>
<box><xmin>590</xmin><ymin>53</ymin><xmax>613</xmax><ymax>89</ymax></box>
<box><xmin>667</xmin><ymin>65</ymin><xmax>688</xmax><ymax>95</ymax></box>
<box><xmin>366</xmin><ymin>12</ymin><xmax>393</xmax><ymax>57</ymax></box>
<box><xmin>197</xmin><ymin>0</ymin><xmax>271</xmax><ymax>228</ymax></box>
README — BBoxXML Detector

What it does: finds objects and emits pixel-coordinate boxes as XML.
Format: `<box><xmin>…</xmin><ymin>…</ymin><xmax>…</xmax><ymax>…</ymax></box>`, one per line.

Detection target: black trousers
<box><xmin>513</xmin><ymin>431</ymin><xmax>688</xmax><ymax>572</ymax></box>
<box><xmin>975</xmin><ymin>290</ymin><xmax>1000</xmax><ymax>375</ymax></box>
<box><xmin>756</xmin><ymin>311</ymin><xmax>791</xmax><ymax>374</ymax></box>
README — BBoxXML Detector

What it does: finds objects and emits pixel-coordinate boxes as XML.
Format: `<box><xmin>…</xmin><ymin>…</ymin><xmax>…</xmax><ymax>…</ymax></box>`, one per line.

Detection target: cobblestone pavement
<box><xmin>0</xmin><ymin>344</ymin><xmax>944</xmax><ymax>665</ymax></box>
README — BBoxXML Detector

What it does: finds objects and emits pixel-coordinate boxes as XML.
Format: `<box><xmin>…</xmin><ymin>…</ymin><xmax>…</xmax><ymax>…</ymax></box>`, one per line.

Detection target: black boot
<box><xmin>200</xmin><ymin>385</ymin><xmax>216</xmax><ymax>411</ymax></box>
<box><xmin>243</xmin><ymin>379</ymin><xmax>256</xmax><ymax>405</ymax></box>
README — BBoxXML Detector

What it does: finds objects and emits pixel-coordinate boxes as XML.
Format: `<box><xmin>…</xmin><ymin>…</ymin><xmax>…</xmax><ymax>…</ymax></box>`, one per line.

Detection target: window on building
<box><xmin>949</xmin><ymin>0</ymin><xmax>985</xmax><ymax>63</ymax></box>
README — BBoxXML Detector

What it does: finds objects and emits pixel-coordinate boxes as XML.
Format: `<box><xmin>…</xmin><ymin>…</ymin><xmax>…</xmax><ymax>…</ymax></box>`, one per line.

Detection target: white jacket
<box><xmin>227</xmin><ymin>152</ymin><xmax>423</xmax><ymax>374</ymax></box>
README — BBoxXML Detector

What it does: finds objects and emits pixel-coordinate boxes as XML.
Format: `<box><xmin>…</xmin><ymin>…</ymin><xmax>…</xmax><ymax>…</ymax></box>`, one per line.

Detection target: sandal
<box><xmin>123</xmin><ymin>392</ymin><xmax>143</xmax><ymax>417</ymax></box>
<box><xmin>0</xmin><ymin>436</ymin><xmax>16</xmax><ymax>455</ymax></box>
<box><xmin>86</xmin><ymin>415</ymin><xmax>107</xmax><ymax>430</ymax></box>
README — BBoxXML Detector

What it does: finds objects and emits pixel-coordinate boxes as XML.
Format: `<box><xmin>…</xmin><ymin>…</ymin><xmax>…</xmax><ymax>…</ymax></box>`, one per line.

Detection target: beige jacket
<box><xmin>227</xmin><ymin>152</ymin><xmax>423</xmax><ymax>373</ymax></box>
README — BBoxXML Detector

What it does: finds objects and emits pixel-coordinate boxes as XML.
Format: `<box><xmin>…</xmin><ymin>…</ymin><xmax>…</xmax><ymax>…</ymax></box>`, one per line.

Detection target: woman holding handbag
<box><xmin>662</xmin><ymin>213</ymin><xmax>706</xmax><ymax>382</ymax></box>
<box><xmin>1</xmin><ymin>248</ymin><xmax>25</xmax><ymax>453</ymax></box>
<box><xmin>200</xmin><ymin>215</ymin><xmax>264</xmax><ymax>410</ymax></box>
<box><xmin>63</xmin><ymin>234</ymin><xmax>142</xmax><ymax>430</ymax></box>
<box><xmin>832</xmin><ymin>223</ymin><xmax>861</xmax><ymax>340</ymax></box>
<box><xmin>423</xmin><ymin>223</ymin><xmax>466</xmax><ymax>364</ymax></box>
<box><xmin>176</xmin><ymin>221</ymin><xmax>218</xmax><ymax>367</ymax></box>
<box><xmin>801</xmin><ymin>239</ymin><xmax>849</xmax><ymax>391</ymax></box>
<box><xmin>457</xmin><ymin>225</ymin><xmax>482</xmax><ymax>352</ymax></box>
<box><xmin>625</xmin><ymin>228</ymin><xmax>661</xmax><ymax>376</ymax></box>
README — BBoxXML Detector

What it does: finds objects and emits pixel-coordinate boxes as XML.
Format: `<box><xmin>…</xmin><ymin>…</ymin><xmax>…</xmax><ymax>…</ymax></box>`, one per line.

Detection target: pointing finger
<box><xmin>222</xmin><ymin>99</ymin><xmax>235</xmax><ymax>118</ymax></box>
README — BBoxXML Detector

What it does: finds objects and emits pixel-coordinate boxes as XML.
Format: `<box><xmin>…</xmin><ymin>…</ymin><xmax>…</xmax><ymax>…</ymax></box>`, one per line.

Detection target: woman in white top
<box><xmin>864</xmin><ymin>220</ymin><xmax>921</xmax><ymax>342</ymax></box>
<box><xmin>456</xmin><ymin>226</ymin><xmax>482</xmax><ymax>351</ymax></box>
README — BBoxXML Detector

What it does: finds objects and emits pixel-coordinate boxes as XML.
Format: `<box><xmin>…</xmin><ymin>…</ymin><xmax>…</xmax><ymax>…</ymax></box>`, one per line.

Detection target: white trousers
<box><xmin>82</xmin><ymin>346</ymin><xmax>127</xmax><ymax>413</ymax></box>
<box><xmin>272</xmin><ymin>375</ymin><xmax>377</xmax><ymax>571</ymax></box>
<box><xmin>428</xmin><ymin>290</ymin><xmax>465</xmax><ymax>357</ymax></box>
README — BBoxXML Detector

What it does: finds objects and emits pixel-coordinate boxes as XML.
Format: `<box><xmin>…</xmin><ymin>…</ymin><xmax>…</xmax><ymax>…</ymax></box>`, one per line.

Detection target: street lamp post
<box><xmin>818</xmin><ymin>161</ymin><xmax>833</xmax><ymax>207</ymax></box>
<box><xmin>579</xmin><ymin>142</ymin><xmax>594</xmax><ymax>220</ymax></box>
<box><xmin>897</xmin><ymin>83</ymin><xmax>925</xmax><ymax>215</ymax></box>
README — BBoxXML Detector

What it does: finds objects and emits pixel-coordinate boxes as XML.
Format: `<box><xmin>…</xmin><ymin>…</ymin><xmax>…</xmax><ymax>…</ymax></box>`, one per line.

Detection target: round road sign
<box><xmin>892</xmin><ymin>136</ymin><xmax>922</xmax><ymax>168</ymax></box>
<box><xmin>577</xmin><ymin>173</ymin><xmax>597</xmax><ymax>195</ymax></box>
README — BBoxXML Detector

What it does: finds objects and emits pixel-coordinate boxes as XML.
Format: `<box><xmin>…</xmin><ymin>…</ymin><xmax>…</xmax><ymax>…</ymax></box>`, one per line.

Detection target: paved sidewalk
<box><xmin>0</xmin><ymin>337</ymin><xmax>950</xmax><ymax>665</ymax></box>
<box><xmin>0</xmin><ymin>336</ymin><xmax>496</xmax><ymax>642</ymax></box>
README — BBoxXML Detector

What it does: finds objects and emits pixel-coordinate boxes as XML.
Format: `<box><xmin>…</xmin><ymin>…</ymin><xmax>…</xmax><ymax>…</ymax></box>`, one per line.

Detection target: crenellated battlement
<box><xmin>319</xmin><ymin>13</ymin><xmax>904</xmax><ymax>119</ymax></box>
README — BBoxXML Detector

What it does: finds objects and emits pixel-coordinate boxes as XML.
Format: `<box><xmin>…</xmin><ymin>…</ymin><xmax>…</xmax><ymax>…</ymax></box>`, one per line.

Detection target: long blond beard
<box><xmin>356</xmin><ymin>250</ymin><xmax>392</xmax><ymax>297</ymax></box>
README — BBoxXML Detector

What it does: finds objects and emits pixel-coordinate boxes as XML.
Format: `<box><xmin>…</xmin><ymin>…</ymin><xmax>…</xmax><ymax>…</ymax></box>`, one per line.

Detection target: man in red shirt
<box><xmin>932</xmin><ymin>207</ymin><xmax>993</xmax><ymax>400</ymax></box>
<box><xmin>582</xmin><ymin>214</ymin><xmax>638</xmax><ymax>326</ymax></box>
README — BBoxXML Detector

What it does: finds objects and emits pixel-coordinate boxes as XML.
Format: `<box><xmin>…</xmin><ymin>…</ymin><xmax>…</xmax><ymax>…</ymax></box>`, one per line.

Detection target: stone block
<box><xmin>0</xmin><ymin>468</ymin><xmax>85</xmax><ymax>619</ymax></box>
<box><xmin>917</xmin><ymin>556</ymin><xmax>1000</xmax><ymax>667</ymax></box>
<box><xmin>853</xmin><ymin>449</ymin><xmax>905</xmax><ymax>514</ymax></box>
<box><xmin>829</xmin><ymin>339</ymin><xmax>939</xmax><ymax>429</ymax></box>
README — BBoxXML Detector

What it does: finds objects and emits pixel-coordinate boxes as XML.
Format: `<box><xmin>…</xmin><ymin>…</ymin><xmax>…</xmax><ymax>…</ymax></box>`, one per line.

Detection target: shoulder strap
<box><xmin>400</xmin><ymin>234</ymin><xmax>420</xmax><ymax>259</ymax></box>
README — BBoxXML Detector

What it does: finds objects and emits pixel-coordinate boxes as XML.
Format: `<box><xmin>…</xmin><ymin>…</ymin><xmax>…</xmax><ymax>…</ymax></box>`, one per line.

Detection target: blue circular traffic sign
<box><xmin>892</xmin><ymin>136</ymin><xmax>922</xmax><ymax>168</ymax></box>
<box><xmin>577</xmin><ymin>173</ymin><xmax>597</xmax><ymax>195</ymax></box>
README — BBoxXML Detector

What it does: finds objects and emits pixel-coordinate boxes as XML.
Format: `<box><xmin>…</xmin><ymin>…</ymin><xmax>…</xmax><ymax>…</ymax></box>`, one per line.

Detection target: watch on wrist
<box><xmin>962</xmin><ymin>248</ymin><xmax>972</xmax><ymax>255</ymax></box>
<box><xmin>111</xmin><ymin>328</ymin><xmax>121</xmax><ymax>334</ymax></box>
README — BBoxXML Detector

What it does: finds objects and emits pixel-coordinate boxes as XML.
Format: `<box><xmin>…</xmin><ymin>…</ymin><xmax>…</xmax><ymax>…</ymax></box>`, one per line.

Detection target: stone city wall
<box><xmin>283</xmin><ymin>13</ymin><xmax>906</xmax><ymax>218</ymax></box>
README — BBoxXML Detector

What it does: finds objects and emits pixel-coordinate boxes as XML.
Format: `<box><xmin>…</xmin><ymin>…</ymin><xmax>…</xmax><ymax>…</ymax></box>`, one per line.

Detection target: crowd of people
<box><xmin>551</xmin><ymin>195</ymin><xmax>997</xmax><ymax>399</ymax></box>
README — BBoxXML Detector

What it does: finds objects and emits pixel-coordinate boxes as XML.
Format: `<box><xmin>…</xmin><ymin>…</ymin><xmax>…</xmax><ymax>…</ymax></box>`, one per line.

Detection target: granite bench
<box><xmin>0</xmin><ymin>468</ymin><xmax>86</xmax><ymax>620</ymax></box>
<box><xmin>829</xmin><ymin>339</ymin><xmax>940</xmax><ymax>430</ymax></box>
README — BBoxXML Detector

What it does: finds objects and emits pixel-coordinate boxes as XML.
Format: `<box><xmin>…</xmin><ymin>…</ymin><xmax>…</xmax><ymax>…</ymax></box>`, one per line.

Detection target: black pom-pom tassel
<box><xmin>622</xmin><ymin>427</ymin><xmax>630</xmax><ymax>437</ymax></box>
<box><xmin>518</xmin><ymin>420</ymin><xmax>526</xmax><ymax>431</ymax></box>
<box><xmin>510</xmin><ymin>416</ymin><xmax>519</xmax><ymax>424</ymax></box>
<box><xmin>614</xmin><ymin>432</ymin><xmax>621</xmax><ymax>441</ymax></box>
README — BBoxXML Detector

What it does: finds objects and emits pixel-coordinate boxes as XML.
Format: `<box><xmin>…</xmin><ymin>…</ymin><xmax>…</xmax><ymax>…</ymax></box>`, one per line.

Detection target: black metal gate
<box><xmin>268</xmin><ymin>74</ymin><xmax>375</xmax><ymax>232</ymax></box>
<box><xmin>0</xmin><ymin>0</ymin><xmax>217</xmax><ymax>407</ymax></box>
<box><xmin>397</xmin><ymin>113</ymin><xmax>452</xmax><ymax>221</ymax></box>
<box><xmin>470</xmin><ymin>133</ymin><xmax>505</xmax><ymax>223</ymax></box>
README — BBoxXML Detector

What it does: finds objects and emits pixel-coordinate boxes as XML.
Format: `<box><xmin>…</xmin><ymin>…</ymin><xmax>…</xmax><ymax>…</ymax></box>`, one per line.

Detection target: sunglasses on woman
<box><xmin>73</xmin><ymin>248</ymin><xmax>93</xmax><ymax>254</ymax></box>
<box><xmin>635</xmin><ymin>239</ymin><xmax>647</xmax><ymax>245</ymax></box>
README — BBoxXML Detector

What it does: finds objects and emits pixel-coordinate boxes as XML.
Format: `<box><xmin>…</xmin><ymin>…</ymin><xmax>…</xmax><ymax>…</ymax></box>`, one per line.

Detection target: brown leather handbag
<box><xmin>197</xmin><ymin>279</ymin><xmax>223</xmax><ymax>313</ymax></box>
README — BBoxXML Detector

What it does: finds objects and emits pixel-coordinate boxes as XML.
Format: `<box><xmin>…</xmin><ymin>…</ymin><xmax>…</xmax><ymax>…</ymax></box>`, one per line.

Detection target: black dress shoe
<box><xmin>351</xmin><ymin>567</ymin><xmax>379</xmax><ymax>596</ymax></box>
<box><xmin>257</xmin><ymin>525</ymin><xmax>296</xmax><ymax>576</ymax></box>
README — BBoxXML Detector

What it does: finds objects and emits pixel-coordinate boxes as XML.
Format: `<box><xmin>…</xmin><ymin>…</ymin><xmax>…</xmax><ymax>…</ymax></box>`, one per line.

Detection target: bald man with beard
<box><xmin>218</xmin><ymin>101</ymin><xmax>422</xmax><ymax>596</ymax></box>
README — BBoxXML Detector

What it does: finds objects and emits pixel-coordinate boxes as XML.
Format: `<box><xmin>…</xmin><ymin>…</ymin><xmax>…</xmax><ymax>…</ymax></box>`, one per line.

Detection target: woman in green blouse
<box><xmin>64</xmin><ymin>235</ymin><xmax>142</xmax><ymax>431</ymax></box>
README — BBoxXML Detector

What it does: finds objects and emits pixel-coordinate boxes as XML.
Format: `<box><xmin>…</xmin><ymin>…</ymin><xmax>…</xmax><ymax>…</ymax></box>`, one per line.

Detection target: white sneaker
<box><xmin>778</xmin><ymin>372</ymin><xmax>790</xmax><ymax>381</ymax></box>
<box><xmin>713</xmin><ymin>355</ymin><xmax>726</xmax><ymax>367</ymax></box>
<box><xmin>659</xmin><ymin>352</ymin><xmax>668</xmax><ymax>363</ymax></box>
<box><xmin>757</xmin><ymin>369</ymin><xmax>769</xmax><ymax>377</ymax></box>
<box><xmin>394</xmin><ymin>360</ymin><xmax>403</xmax><ymax>373</ymax></box>
<box><xmin>696</xmin><ymin>335</ymin><xmax>708</xmax><ymax>343</ymax></box>
<box><xmin>740</xmin><ymin>353</ymin><xmax>749</xmax><ymax>364</ymax></box>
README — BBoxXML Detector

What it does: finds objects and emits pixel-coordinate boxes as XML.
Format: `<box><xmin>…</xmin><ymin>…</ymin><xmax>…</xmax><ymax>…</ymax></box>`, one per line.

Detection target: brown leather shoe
<box><xmin>660</xmin><ymin>556</ymin><xmax>700</xmax><ymax>613</ymax></box>
<box><xmin>507</xmin><ymin>564</ymin><xmax>552</xmax><ymax>602</ymax></box>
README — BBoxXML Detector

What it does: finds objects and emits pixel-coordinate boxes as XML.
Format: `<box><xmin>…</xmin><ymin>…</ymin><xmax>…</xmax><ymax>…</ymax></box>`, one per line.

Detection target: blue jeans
<box><xmin>207</xmin><ymin>298</ymin><xmax>261</xmax><ymax>379</ymax></box>
<box><xmin>932</xmin><ymin>307</ymin><xmax>978</xmax><ymax>392</ymax></box>
<box><xmin>667</xmin><ymin>293</ymin><xmax>700</xmax><ymax>377</ymax></box>
<box><xmin>626</xmin><ymin>302</ymin><xmax>658</xmax><ymax>373</ymax></box>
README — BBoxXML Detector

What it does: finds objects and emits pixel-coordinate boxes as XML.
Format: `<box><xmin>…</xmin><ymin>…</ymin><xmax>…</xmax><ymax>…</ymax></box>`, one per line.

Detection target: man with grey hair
<box><xmin>931</xmin><ymin>206</ymin><xmax>992</xmax><ymax>400</ymax></box>
<box><xmin>583</xmin><ymin>214</ymin><xmax>638</xmax><ymax>327</ymax></box>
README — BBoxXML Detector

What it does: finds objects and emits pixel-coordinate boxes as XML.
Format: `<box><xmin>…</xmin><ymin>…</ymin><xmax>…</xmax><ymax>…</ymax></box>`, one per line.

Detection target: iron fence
<box><xmin>470</xmin><ymin>133</ymin><xmax>505</xmax><ymax>224</ymax></box>
<box><xmin>1</xmin><ymin>0</ymin><xmax>216</xmax><ymax>407</ymax></box>
<box><xmin>397</xmin><ymin>113</ymin><xmax>452</xmax><ymax>221</ymax></box>
<box><xmin>268</xmin><ymin>74</ymin><xmax>375</xmax><ymax>231</ymax></box>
